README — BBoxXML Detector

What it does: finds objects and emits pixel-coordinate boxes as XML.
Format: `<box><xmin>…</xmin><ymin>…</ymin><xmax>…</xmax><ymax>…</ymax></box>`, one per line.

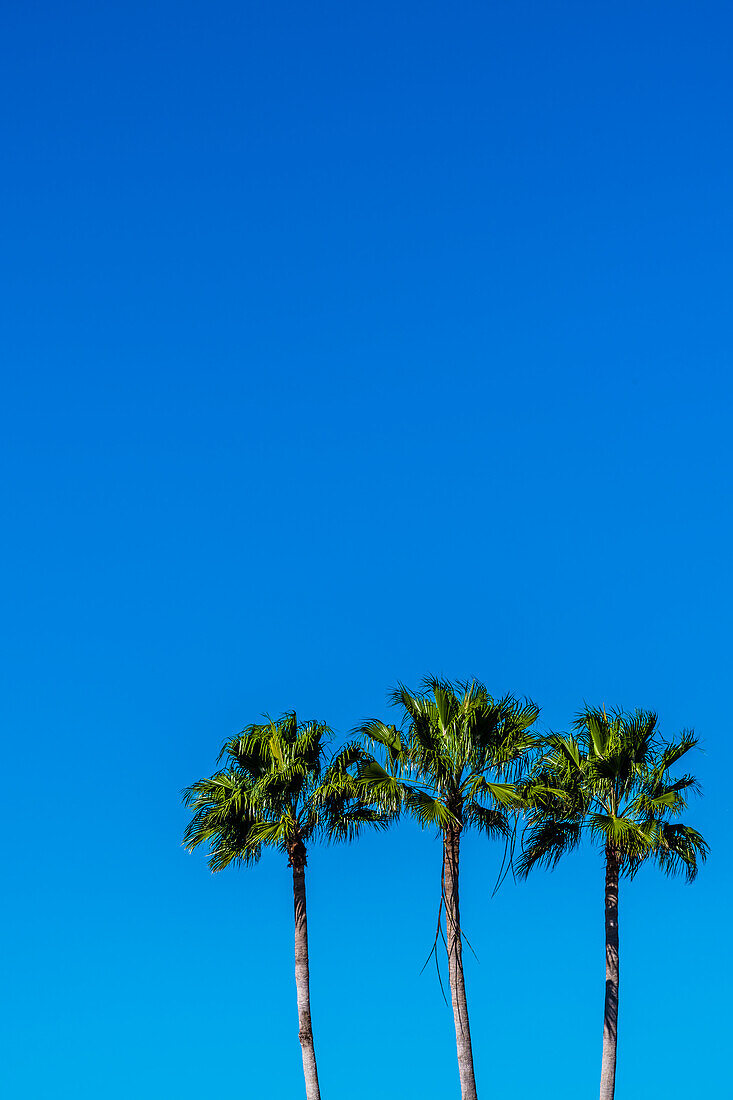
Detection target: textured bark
<box><xmin>291</xmin><ymin>842</ymin><xmax>321</xmax><ymax>1100</ymax></box>
<box><xmin>599</xmin><ymin>843</ymin><xmax>620</xmax><ymax>1100</ymax></box>
<box><xmin>443</xmin><ymin>823</ymin><xmax>479</xmax><ymax>1100</ymax></box>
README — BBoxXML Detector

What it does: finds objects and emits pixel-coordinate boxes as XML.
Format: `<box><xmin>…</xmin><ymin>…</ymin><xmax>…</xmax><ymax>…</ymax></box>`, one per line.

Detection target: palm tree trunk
<box><xmin>443</xmin><ymin>823</ymin><xmax>478</xmax><ymax>1100</ymax></box>
<box><xmin>291</xmin><ymin>842</ymin><xmax>321</xmax><ymax>1100</ymax></box>
<box><xmin>599</xmin><ymin>843</ymin><xmax>620</xmax><ymax>1100</ymax></box>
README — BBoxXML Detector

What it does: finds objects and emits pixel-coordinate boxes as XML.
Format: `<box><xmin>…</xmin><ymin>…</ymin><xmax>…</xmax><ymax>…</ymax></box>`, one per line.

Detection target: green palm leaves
<box><xmin>518</xmin><ymin>706</ymin><xmax>708</xmax><ymax>879</ymax></box>
<box><xmin>358</xmin><ymin>678</ymin><xmax>539</xmax><ymax>832</ymax></box>
<box><xmin>182</xmin><ymin>712</ymin><xmax>387</xmax><ymax>869</ymax></box>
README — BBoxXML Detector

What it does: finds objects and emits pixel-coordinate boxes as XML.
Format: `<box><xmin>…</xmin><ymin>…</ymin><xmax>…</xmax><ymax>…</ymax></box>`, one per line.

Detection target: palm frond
<box><xmin>654</xmin><ymin>823</ymin><xmax>709</xmax><ymax>882</ymax></box>
<box><xmin>462</xmin><ymin>775</ymin><xmax>521</xmax><ymax>808</ymax></box>
<box><xmin>356</xmin><ymin>719</ymin><xmax>408</xmax><ymax>769</ymax></box>
<box><xmin>463</xmin><ymin>801</ymin><xmax>509</xmax><ymax>838</ymax></box>
<box><xmin>406</xmin><ymin>788</ymin><xmax>455</xmax><ymax>830</ymax></box>
<box><xmin>516</xmin><ymin>819</ymin><xmax>583</xmax><ymax>877</ymax></box>
<box><xmin>587</xmin><ymin>812</ymin><xmax>656</xmax><ymax>867</ymax></box>
<box><xmin>657</xmin><ymin>730</ymin><xmax>698</xmax><ymax>771</ymax></box>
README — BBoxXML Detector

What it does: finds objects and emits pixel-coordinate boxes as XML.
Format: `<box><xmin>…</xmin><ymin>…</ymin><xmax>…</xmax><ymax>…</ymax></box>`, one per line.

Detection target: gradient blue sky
<box><xmin>2</xmin><ymin>2</ymin><xmax>731</xmax><ymax>1097</ymax></box>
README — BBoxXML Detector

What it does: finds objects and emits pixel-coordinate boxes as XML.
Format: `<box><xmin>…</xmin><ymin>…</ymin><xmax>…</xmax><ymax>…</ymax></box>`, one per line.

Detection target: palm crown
<box><xmin>518</xmin><ymin>706</ymin><xmax>708</xmax><ymax>879</ymax></box>
<box><xmin>359</xmin><ymin>678</ymin><xmax>540</xmax><ymax>830</ymax></box>
<box><xmin>182</xmin><ymin>711</ymin><xmax>386</xmax><ymax>869</ymax></box>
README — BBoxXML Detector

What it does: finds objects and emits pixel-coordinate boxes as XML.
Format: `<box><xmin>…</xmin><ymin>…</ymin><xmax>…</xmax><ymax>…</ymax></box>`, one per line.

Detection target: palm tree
<box><xmin>358</xmin><ymin>678</ymin><xmax>539</xmax><ymax>1100</ymax></box>
<box><xmin>518</xmin><ymin>706</ymin><xmax>708</xmax><ymax>1100</ymax></box>
<box><xmin>182</xmin><ymin>712</ymin><xmax>387</xmax><ymax>1100</ymax></box>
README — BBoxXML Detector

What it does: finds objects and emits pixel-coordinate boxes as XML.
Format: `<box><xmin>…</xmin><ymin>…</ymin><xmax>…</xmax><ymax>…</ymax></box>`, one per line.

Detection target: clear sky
<box><xmin>2</xmin><ymin>1</ymin><xmax>731</xmax><ymax>1097</ymax></box>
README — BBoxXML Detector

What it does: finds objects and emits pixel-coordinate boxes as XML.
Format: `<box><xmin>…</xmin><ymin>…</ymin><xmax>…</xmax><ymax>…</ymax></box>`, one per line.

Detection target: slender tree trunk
<box><xmin>599</xmin><ymin>843</ymin><xmax>620</xmax><ymax>1100</ymax></box>
<box><xmin>291</xmin><ymin>842</ymin><xmax>321</xmax><ymax>1100</ymax></box>
<box><xmin>443</xmin><ymin>822</ymin><xmax>478</xmax><ymax>1100</ymax></box>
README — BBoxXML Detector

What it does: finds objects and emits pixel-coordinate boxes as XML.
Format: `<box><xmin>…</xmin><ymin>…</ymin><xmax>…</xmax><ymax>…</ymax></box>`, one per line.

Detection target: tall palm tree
<box><xmin>182</xmin><ymin>712</ymin><xmax>386</xmax><ymax>1100</ymax></box>
<box><xmin>358</xmin><ymin>678</ymin><xmax>539</xmax><ymax>1100</ymax></box>
<box><xmin>518</xmin><ymin>706</ymin><xmax>708</xmax><ymax>1100</ymax></box>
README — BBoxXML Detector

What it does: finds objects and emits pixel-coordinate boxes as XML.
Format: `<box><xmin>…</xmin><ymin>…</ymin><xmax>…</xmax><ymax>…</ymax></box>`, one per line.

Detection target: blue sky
<box><xmin>1</xmin><ymin>1</ymin><xmax>731</xmax><ymax>1096</ymax></box>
